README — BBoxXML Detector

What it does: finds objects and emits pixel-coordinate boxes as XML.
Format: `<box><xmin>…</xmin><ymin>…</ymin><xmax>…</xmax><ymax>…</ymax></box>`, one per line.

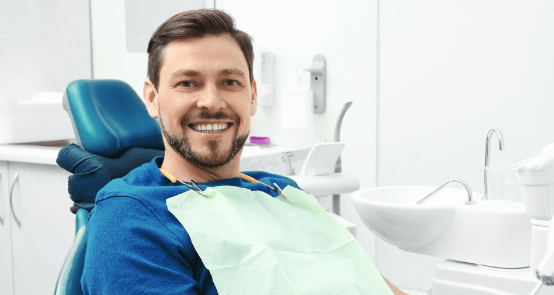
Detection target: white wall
<box><xmin>0</xmin><ymin>0</ymin><xmax>91</xmax><ymax>98</ymax></box>
<box><xmin>378</xmin><ymin>0</ymin><xmax>554</xmax><ymax>290</ymax></box>
<box><xmin>90</xmin><ymin>0</ymin><xmax>147</xmax><ymax>94</ymax></box>
<box><xmin>90</xmin><ymin>0</ymin><xmax>379</xmax><ymax>262</ymax></box>
<box><xmin>90</xmin><ymin>0</ymin><xmax>213</xmax><ymax>93</ymax></box>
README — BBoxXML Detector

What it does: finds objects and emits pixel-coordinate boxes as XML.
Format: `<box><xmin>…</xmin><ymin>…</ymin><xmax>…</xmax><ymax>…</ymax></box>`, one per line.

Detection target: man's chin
<box><xmin>186</xmin><ymin>134</ymin><xmax>248</xmax><ymax>168</ymax></box>
<box><xmin>188</xmin><ymin>147</ymin><xmax>238</xmax><ymax>168</ymax></box>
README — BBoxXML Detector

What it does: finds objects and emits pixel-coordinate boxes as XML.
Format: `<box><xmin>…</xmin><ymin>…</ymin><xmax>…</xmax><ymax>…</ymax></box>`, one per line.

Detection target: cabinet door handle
<box><xmin>9</xmin><ymin>172</ymin><xmax>21</xmax><ymax>228</ymax></box>
<box><xmin>0</xmin><ymin>170</ymin><xmax>3</xmax><ymax>225</ymax></box>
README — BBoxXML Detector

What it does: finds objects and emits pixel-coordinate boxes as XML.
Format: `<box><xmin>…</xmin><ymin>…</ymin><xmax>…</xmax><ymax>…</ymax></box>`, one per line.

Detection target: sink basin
<box><xmin>351</xmin><ymin>186</ymin><xmax>531</xmax><ymax>268</ymax></box>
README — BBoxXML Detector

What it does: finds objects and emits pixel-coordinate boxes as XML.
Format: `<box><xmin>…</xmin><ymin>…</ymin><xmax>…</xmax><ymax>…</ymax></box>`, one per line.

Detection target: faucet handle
<box><xmin>417</xmin><ymin>179</ymin><xmax>475</xmax><ymax>205</ymax></box>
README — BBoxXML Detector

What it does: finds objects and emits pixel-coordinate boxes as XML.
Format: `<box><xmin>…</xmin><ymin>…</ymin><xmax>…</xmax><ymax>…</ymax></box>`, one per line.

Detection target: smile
<box><xmin>189</xmin><ymin>123</ymin><xmax>231</xmax><ymax>134</ymax></box>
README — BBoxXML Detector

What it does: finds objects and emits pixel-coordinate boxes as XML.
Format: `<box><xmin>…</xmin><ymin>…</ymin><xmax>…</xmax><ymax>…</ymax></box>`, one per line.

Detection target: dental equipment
<box><xmin>417</xmin><ymin>179</ymin><xmax>475</xmax><ymax>205</ymax></box>
<box><xmin>239</xmin><ymin>172</ymin><xmax>288</xmax><ymax>199</ymax></box>
<box><xmin>159</xmin><ymin>168</ymin><xmax>208</xmax><ymax>197</ymax></box>
<box><xmin>161</xmin><ymin>169</ymin><xmax>288</xmax><ymax>200</ymax></box>
<box><xmin>303</xmin><ymin>54</ymin><xmax>327</xmax><ymax>114</ymax></box>
<box><xmin>483</xmin><ymin>127</ymin><xmax>505</xmax><ymax>201</ymax></box>
<box><xmin>332</xmin><ymin>101</ymin><xmax>353</xmax><ymax>215</ymax></box>
<box><xmin>529</xmin><ymin>246</ymin><xmax>554</xmax><ymax>294</ymax></box>
<box><xmin>530</xmin><ymin>260</ymin><xmax>554</xmax><ymax>295</ymax></box>
<box><xmin>528</xmin><ymin>213</ymin><xmax>554</xmax><ymax>295</ymax></box>
<box><xmin>190</xmin><ymin>180</ymin><xmax>203</xmax><ymax>192</ymax></box>
<box><xmin>334</xmin><ymin>102</ymin><xmax>352</xmax><ymax>172</ymax></box>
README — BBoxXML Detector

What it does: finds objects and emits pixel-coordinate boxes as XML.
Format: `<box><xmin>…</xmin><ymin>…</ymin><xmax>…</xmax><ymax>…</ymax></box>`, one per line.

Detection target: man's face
<box><xmin>147</xmin><ymin>34</ymin><xmax>257</xmax><ymax>168</ymax></box>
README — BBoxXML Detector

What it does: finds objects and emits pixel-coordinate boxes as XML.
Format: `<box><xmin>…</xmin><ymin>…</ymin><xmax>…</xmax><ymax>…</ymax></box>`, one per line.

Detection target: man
<box><xmin>82</xmin><ymin>9</ymin><xmax>406</xmax><ymax>294</ymax></box>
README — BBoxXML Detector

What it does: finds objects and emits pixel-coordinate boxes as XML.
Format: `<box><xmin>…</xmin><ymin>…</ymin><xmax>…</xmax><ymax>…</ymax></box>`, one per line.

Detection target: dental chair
<box><xmin>54</xmin><ymin>80</ymin><xmax>165</xmax><ymax>295</ymax></box>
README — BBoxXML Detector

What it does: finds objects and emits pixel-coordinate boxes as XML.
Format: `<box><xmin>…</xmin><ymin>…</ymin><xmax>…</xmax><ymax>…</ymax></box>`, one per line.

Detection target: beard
<box><xmin>159</xmin><ymin>109</ymin><xmax>249</xmax><ymax>169</ymax></box>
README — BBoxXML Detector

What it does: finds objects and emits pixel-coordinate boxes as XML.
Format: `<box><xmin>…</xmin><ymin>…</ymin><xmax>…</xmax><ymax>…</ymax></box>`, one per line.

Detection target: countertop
<box><xmin>0</xmin><ymin>144</ymin><xmax>63</xmax><ymax>165</ymax></box>
<box><xmin>0</xmin><ymin>143</ymin><xmax>311</xmax><ymax>171</ymax></box>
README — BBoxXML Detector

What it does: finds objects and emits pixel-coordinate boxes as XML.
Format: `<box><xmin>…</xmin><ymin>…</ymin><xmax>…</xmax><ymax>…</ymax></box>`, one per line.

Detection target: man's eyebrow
<box><xmin>170</xmin><ymin>69</ymin><xmax>201</xmax><ymax>80</ymax></box>
<box><xmin>219</xmin><ymin>68</ymin><xmax>246</xmax><ymax>78</ymax></box>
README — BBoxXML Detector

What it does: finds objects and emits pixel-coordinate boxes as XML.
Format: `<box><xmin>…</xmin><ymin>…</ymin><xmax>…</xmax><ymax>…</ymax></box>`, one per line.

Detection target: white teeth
<box><xmin>193</xmin><ymin>123</ymin><xmax>229</xmax><ymax>133</ymax></box>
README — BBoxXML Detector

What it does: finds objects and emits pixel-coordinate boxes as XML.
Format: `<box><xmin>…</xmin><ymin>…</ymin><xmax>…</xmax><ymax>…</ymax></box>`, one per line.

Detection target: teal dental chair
<box><xmin>54</xmin><ymin>80</ymin><xmax>165</xmax><ymax>295</ymax></box>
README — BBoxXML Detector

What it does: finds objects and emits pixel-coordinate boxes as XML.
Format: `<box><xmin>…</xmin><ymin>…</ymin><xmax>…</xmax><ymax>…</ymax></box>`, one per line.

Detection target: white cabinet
<box><xmin>0</xmin><ymin>161</ymin><xmax>14</xmax><ymax>295</ymax></box>
<box><xmin>0</xmin><ymin>160</ymin><xmax>74</xmax><ymax>295</ymax></box>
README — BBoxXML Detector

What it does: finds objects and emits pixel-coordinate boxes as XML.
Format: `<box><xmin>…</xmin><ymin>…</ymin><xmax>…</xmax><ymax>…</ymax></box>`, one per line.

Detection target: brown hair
<box><xmin>147</xmin><ymin>9</ymin><xmax>254</xmax><ymax>89</ymax></box>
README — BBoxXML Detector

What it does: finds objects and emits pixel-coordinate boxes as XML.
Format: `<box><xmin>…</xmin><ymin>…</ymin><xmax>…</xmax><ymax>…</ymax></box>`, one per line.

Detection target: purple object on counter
<box><xmin>250</xmin><ymin>136</ymin><xmax>271</xmax><ymax>145</ymax></box>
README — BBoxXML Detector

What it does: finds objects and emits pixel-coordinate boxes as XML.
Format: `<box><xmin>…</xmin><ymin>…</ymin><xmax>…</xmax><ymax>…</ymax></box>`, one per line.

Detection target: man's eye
<box><xmin>178</xmin><ymin>81</ymin><xmax>196</xmax><ymax>88</ymax></box>
<box><xmin>224</xmin><ymin>80</ymin><xmax>239</xmax><ymax>86</ymax></box>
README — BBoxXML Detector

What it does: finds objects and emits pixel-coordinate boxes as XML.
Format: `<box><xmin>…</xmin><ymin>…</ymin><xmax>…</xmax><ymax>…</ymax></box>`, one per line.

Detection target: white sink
<box><xmin>351</xmin><ymin>186</ymin><xmax>531</xmax><ymax>268</ymax></box>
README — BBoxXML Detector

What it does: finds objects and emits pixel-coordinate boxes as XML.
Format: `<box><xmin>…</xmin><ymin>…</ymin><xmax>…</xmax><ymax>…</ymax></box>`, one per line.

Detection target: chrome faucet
<box><xmin>483</xmin><ymin>128</ymin><xmax>505</xmax><ymax>201</ymax></box>
<box><xmin>417</xmin><ymin>179</ymin><xmax>475</xmax><ymax>205</ymax></box>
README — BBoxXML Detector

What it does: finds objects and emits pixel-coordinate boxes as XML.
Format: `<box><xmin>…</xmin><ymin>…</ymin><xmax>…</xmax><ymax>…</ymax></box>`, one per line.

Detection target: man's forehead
<box><xmin>164</xmin><ymin>35</ymin><xmax>245</xmax><ymax>64</ymax></box>
<box><xmin>158</xmin><ymin>35</ymin><xmax>248</xmax><ymax>82</ymax></box>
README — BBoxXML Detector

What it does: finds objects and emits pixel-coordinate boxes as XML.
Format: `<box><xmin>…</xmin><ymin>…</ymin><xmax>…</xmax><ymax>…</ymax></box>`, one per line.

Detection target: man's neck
<box><xmin>160</xmin><ymin>148</ymin><xmax>242</xmax><ymax>183</ymax></box>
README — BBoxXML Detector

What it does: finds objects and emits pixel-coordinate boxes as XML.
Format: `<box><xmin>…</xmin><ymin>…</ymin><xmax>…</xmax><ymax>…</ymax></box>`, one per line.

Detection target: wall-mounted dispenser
<box><xmin>303</xmin><ymin>54</ymin><xmax>326</xmax><ymax>114</ymax></box>
<box><xmin>257</xmin><ymin>50</ymin><xmax>275</xmax><ymax>106</ymax></box>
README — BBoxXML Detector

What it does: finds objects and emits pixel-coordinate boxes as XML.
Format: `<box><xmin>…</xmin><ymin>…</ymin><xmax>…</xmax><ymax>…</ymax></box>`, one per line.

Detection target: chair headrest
<box><xmin>63</xmin><ymin>79</ymin><xmax>164</xmax><ymax>157</ymax></box>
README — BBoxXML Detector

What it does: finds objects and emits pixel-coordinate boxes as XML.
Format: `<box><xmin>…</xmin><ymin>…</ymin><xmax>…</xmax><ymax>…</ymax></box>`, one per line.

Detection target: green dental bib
<box><xmin>166</xmin><ymin>185</ymin><xmax>392</xmax><ymax>295</ymax></box>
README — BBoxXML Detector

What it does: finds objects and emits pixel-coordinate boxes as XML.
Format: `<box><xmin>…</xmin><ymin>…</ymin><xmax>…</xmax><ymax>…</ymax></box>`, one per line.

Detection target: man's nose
<box><xmin>196</xmin><ymin>84</ymin><xmax>226</xmax><ymax>111</ymax></box>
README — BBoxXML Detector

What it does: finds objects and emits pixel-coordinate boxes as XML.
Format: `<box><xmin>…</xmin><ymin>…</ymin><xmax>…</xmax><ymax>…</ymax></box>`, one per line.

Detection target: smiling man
<box><xmin>81</xmin><ymin>9</ymin><xmax>405</xmax><ymax>295</ymax></box>
<box><xmin>146</xmin><ymin>33</ymin><xmax>254</xmax><ymax>182</ymax></box>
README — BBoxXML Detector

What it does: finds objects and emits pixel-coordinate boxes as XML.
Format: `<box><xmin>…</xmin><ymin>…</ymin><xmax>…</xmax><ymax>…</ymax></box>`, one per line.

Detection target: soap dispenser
<box><xmin>280</xmin><ymin>65</ymin><xmax>314</xmax><ymax>149</ymax></box>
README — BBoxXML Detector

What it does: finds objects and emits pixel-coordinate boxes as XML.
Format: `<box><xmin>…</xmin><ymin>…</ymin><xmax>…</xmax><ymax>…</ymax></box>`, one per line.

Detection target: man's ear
<box><xmin>144</xmin><ymin>79</ymin><xmax>159</xmax><ymax>119</ymax></box>
<box><xmin>250</xmin><ymin>79</ymin><xmax>257</xmax><ymax>116</ymax></box>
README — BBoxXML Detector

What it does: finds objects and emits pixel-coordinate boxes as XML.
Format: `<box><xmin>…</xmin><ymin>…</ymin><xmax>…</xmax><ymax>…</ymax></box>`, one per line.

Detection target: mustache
<box><xmin>181</xmin><ymin>110</ymin><xmax>239</xmax><ymax>126</ymax></box>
